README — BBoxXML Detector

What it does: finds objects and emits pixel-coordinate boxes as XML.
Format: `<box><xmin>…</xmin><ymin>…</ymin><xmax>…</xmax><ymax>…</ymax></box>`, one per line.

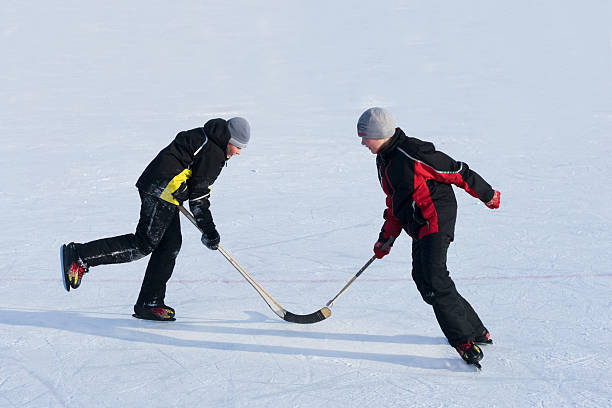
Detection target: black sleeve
<box><xmin>187</xmin><ymin>166</ymin><xmax>214</xmax><ymax>203</ymax></box>
<box><xmin>169</xmin><ymin>129</ymin><xmax>208</xmax><ymax>169</ymax></box>
<box><xmin>189</xmin><ymin>194</ymin><xmax>215</xmax><ymax>233</ymax></box>
<box><xmin>186</xmin><ymin>153</ymin><xmax>223</xmax><ymax>232</ymax></box>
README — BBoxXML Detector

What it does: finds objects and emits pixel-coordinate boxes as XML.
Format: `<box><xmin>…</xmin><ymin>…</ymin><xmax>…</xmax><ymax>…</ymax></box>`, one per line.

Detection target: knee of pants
<box><xmin>134</xmin><ymin>235</ymin><xmax>155</xmax><ymax>257</ymax></box>
<box><xmin>418</xmin><ymin>289</ymin><xmax>455</xmax><ymax>307</ymax></box>
<box><xmin>413</xmin><ymin>274</ymin><xmax>434</xmax><ymax>305</ymax></box>
<box><xmin>155</xmin><ymin>235</ymin><xmax>182</xmax><ymax>258</ymax></box>
<box><xmin>166</xmin><ymin>238</ymin><xmax>182</xmax><ymax>259</ymax></box>
<box><xmin>419</xmin><ymin>289</ymin><xmax>436</xmax><ymax>305</ymax></box>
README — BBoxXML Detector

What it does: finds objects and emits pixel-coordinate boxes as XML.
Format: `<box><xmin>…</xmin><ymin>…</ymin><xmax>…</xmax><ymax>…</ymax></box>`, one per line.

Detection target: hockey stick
<box><xmin>178</xmin><ymin>205</ymin><xmax>331</xmax><ymax>324</ymax></box>
<box><xmin>325</xmin><ymin>237</ymin><xmax>396</xmax><ymax>308</ymax></box>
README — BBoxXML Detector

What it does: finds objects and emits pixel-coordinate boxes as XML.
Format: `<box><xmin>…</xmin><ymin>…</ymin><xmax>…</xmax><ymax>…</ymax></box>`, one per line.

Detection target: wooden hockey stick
<box><xmin>178</xmin><ymin>205</ymin><xmax>331</xmax><ymax>324</ymax></box>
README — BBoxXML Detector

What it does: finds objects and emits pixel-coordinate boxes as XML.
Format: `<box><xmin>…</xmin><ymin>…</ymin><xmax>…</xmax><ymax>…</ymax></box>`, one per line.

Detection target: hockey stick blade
<box><xmin>178</xmin><ymin>204</ymin><xmax>331</xmax><ymax>325</ymax></box>
<box><xmin>283</xmin><ymin>307</ymin><xmax>332</xmax><ymax>324</ymax></box>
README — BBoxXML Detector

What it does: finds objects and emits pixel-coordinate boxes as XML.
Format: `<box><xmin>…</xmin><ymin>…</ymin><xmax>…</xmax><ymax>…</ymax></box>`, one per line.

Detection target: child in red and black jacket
<box><xmin>358</xmin><ymin>107</ymin><xmax>501</xmax><ymax>368</ymax></box>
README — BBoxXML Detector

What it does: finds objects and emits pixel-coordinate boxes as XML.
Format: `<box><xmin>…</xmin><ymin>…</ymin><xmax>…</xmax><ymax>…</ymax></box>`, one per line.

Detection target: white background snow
<box><xmin>1</xmin><ymin>1</ymin><xmax>611</xmax><ymax>407</ymax></box>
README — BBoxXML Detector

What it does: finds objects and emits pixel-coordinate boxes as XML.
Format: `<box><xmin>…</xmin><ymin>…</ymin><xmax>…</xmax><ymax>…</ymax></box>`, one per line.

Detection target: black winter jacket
<box><xmin>376</xmin><ymin>129</ymin><xmax>495</xmax><ymax>241</ymax></box>
<box><xmin>136</xmin><ymin>119</ymin><xmax>231</xmax><ymax>231</ymax></box>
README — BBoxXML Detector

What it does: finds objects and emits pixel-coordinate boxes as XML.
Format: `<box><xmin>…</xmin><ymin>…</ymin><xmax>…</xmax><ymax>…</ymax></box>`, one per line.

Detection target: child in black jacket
<box><xmin>60</xmin><ymin>117</ymin><xmax>250</xmax><ymax>321</ymax></box>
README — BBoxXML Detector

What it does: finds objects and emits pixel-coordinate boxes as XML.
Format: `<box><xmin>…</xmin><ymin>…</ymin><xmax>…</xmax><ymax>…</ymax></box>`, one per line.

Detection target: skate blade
<box><xmin>132</xmin><ymin>313</ymin><xmax>176</xmax><ymax>322</ymax></box>
<box><xmin>59</xmin><ymin>245</ymin><xmax>70</xmax><ymax>292</ymax></box>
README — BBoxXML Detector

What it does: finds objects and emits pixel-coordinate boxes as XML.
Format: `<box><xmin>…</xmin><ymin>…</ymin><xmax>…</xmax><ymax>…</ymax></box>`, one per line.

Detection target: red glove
<box><xmin>374</xmin><ymin>241</ymin><xmax>390</xmax><ymax>259</ymax></box>
<box><xmin>486</xmin><ymin>190</ymin><xmax>500</xmax><ymax>209</ymax></box>
<box><xmin>373</xmin><ymin>236</ymin><xmax>396</xmax><ymax>259</ymax></box>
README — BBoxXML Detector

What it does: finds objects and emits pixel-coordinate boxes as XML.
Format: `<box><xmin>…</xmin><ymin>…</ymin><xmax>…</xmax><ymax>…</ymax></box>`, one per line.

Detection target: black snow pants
<box><xmin>411</xmin><ymin>232</ymin><xmax>486</xmax><ymax>346</ymax></box>
<box><xmin>76</xmin><ymin>191</ymin><xmax>181</xmax><ymax>306</ymax></box>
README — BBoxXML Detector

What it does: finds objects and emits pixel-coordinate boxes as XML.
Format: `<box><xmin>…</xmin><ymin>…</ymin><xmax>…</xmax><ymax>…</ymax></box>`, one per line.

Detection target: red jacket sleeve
<box><xmin>405</xmin><ymin>147</ymin><xmax>495</xmax><ymax>203</ymax></box>
<box><xmin>380</xmin><ymin>207</ymin><xmax>403</xmax><ymax>239</ymax></box>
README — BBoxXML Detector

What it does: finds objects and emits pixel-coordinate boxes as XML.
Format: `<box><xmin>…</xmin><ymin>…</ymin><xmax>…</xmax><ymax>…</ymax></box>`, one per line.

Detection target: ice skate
<box><xmin>455</xmin><ymin>341</ymin><xmax>483</xmax><ymax>369</ymax></box>
<box><xmin>60</xmin><ymin>243</ymin><xmax>89</xmax><ymax>292</ymax></box>
<box><xmin>133</xmin><ymin>303</ymin><xmax>176</xmax><ymax>321</ymax></box>
<box><xmin>475</xmin><ymin>328</ymin><xmax>493</xmax><ymax>345</ymax></box>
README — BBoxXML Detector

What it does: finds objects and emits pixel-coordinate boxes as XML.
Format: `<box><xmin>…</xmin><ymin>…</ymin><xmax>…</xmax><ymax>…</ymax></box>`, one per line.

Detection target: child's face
<box><xmin>227</xmin><ymin>143</ymin><xmax>242</xmax><ymax>158</ymax></box>
<box><xmin>361</xmin><ymin>137</ymin><xmax>388</xmax><ymax>154</ymax></box>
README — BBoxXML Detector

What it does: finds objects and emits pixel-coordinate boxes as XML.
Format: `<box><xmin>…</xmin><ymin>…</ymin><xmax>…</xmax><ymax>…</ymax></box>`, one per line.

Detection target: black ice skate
<box><xmin>474</xmin><ymin>328</ymin><xmax>493</xmax><ymax>345</ymax></box>
<box><xmin>60</xmin><ymin>243</ymin><xmax>89</xmax><ymax>292</ymax></box>
<box><xmin>455</xmin><ymin>341</ymin><xmax>483</xmax><ymax>369</ymax></box>
<box><xmin>133</xmin><ymin>303</ymin><xmax>176</xmax><ymax>321</ymax></box>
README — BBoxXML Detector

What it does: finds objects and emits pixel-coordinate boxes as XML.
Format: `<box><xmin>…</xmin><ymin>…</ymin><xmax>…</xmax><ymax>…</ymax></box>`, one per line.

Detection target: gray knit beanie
<box><xmin>357</xmin><ymin>107</ymin><xmax>396</xmax><ymax>139</ymax></box>
<box><xmin>227</xmin><ymin>117</ymin><xmax>250</xmax><ymax>149</ymax></box>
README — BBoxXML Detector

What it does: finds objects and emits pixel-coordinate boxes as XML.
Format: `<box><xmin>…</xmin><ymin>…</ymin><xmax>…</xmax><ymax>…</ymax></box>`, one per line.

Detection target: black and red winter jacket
<box><xmin>376</xmin><ymin>129</ymin><xmax>495</xmax><ymax>241</ymax></box>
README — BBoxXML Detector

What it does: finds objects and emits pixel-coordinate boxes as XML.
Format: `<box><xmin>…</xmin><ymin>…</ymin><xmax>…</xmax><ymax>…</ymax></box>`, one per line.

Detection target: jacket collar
<box><xmin>377</xmin><ymin>128</ymin><xmax>405</xmax><ymax>159</ymax></box>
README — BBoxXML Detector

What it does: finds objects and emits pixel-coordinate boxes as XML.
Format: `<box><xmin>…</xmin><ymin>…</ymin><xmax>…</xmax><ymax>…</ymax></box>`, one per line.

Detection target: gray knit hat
<box><xmin>357</xmin><ymin>107</ymin><xmax>396</xmax><ymax>139</ymax></box>
<box><xmin>227</xmin><ymin>117</ymin><xmax>250</xmax><ymax>149</ymax></box>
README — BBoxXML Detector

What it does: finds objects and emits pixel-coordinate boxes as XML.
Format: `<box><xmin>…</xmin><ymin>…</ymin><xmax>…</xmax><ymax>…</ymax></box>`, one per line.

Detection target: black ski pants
<box><xmin>76</xmin><ymin>191</ymin><xmax>181</xmax><ymax>306</ymax></box>
<box><xmin>411</xmin><ymin>232</ymin><xmax>485</xmax><ymax>346</ymax></box>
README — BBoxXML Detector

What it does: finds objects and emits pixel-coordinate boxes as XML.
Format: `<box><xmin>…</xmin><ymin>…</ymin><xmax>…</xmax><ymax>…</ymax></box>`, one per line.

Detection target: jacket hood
<box><xmin>203</xmin><ymin>118</ymin><xmax>231</xmax><ymax>156</ymax></box>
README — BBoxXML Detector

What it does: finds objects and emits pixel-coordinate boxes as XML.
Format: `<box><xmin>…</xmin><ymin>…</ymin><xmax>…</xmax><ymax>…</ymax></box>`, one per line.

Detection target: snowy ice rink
<box><xmin>1</xmin><ymin>1</ymin><xmax>611</xmax><ymax>407</ymax></box>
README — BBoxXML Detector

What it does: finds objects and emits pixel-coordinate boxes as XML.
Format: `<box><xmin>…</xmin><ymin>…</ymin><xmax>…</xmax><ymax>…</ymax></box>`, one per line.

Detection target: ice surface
<box><xmin>1</xmin><ymin>1</ymin><xmax>611</xmax><ymax>407</ymax></box>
